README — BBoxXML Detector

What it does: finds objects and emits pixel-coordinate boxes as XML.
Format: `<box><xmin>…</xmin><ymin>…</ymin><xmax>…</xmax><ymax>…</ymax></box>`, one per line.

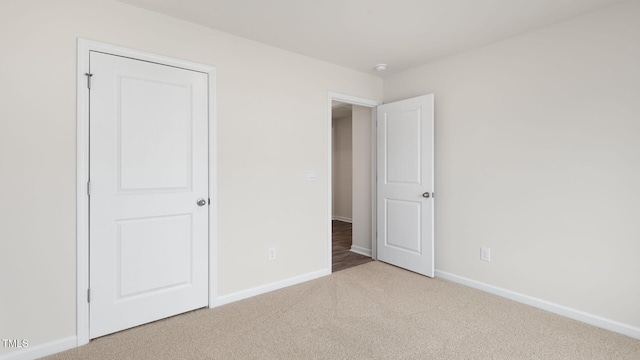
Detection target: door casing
<box><xmin>76</xmin><ymin>38</ymin><xmax>217</xmax><ymax>346</ymax></box>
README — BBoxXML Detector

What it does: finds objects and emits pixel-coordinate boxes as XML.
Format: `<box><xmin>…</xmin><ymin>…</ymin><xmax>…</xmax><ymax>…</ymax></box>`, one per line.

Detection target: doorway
<box><xmin>327</xmin><ymin>92</ymin><xmax>434</xmax><ymax>278</ymax></box>
<box><xmin>330</xmin><ymin>99</ymin><xmax>375</xmax><ymax>272</ymax></box>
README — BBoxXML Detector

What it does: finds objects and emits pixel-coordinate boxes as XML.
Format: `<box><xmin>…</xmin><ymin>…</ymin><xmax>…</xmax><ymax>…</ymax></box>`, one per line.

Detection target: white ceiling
<box><xmin>117</xmin><ymin>0</ymin><xmax>628</xmax><ymax>76</ymax></box>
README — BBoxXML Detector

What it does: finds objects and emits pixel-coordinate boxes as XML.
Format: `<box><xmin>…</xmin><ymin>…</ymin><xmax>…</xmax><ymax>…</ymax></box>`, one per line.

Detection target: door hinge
<box><xmin>87</xmin><ymin>289</ymin><xmax>91</xmax><ymax>303</ymax></box>
<box><xmin>85</xmin><ymin>73</ymin><xmax>93</xmax><ymax>89</ymax></box>
<box><xmin>87</xmin><ymin>181</ymin><xmax>91</xmax><ymax>196</ymax></box>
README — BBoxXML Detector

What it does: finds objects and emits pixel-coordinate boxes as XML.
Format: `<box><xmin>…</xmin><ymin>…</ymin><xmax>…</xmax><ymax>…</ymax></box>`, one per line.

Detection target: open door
<box><xmin>376</xmin><ymin>94</ymin><xmax>434</xmax><ymax>277</ymax></box>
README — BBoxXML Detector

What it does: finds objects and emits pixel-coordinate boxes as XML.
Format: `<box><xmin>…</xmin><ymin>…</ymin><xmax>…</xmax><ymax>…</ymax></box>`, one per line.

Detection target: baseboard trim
<box><xmin>435</xmin><ymin>270</ymin><xmax>640</xmax><ymax>340</ymax></box>
<box><xmin>332</xmin><ymin>216</ymin><xmax>352</xmax><ymax>223</ymax></box>
<box><xmin>350</xmin><ymin>245</ymin><xmax>372</xmax><ymax>257</ymax></box>
<box><xmin>213</xmin><ymin>268</ymin><xmax>331</xmax><ymax>307</ymax></box>
<box><xmin>0</xmin><ymin>335</ymin><xmax>76</xmax><ymax>360</ymax></box>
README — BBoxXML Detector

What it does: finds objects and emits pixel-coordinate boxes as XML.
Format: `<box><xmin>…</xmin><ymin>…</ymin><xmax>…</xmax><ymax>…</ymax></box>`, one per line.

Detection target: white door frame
<box><xmin>327</xmin><ymin>92</ymin><xmax>380</xmax><ymax>270</ymax></box>
<box><xmin>76</xmin><ymin>38</ymin><xmax>217</xmax><ymax>346</ymax></box>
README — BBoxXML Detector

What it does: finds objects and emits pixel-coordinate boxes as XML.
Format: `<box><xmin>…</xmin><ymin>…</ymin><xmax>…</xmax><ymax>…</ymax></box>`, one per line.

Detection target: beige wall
<box><xmin>351</xmin><ymin>106</ymin><xmax>373</xmax><ymax>253</ymax></box>
<box><xmin>0</xmin><ymin>0</ymin><xmax>382</xmax><ymax>355</ymax></box>
<box><xmin>384</xmin><ymin>0</ymin><xmax>640</xmax><ymax>329</ymax></box>
<box><xmin>332</xmin><ymin>116</ymin><xmax>353</xmax><ymax>221</ymax></box>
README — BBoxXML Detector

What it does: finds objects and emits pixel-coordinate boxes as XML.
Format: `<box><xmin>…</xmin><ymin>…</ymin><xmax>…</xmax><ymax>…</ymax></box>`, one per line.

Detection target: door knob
<box><xmin>422</xmin><ymin>192</ymin><xmax>430</xmax><ymax>198</ymax></box>
<box><xmin>197</xmin><ymin>198</ymin><xmax>207</xmax><ymax>206</ymax></box>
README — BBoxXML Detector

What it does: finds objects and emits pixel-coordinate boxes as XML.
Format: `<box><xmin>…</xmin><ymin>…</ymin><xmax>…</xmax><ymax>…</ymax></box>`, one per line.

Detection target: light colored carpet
<box><xmin>47</xmin><ymin>261</ymin><xmax>640</xmax><ymax>359</ymax></box>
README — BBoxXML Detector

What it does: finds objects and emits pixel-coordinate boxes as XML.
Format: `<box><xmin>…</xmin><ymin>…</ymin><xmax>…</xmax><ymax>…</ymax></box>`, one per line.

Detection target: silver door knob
<box><xmin>422</xmin><ymin>192</ymin><xmax>430</xmax><ymax>198</ymax></box>
<box><xmin>197</xmin><ymin>198</ymin><xmax>207</xmax><ymax>206</ymax></box>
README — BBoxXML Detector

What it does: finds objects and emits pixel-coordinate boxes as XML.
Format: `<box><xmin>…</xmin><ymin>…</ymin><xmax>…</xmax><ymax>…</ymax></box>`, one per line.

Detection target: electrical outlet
<box><xmin>268</xmin><ymin>247</ymin><xmax>276</xmax><ymax>261</ymax></box>
<box><xmin>480</xmin><ymin>247</ymin><xmax>491</xmax><ymax>262</ymax></box>
<box><xmin>306</xmin><ymin>169</ymin><xmax>317</xmax><ymax>182</ymax></box>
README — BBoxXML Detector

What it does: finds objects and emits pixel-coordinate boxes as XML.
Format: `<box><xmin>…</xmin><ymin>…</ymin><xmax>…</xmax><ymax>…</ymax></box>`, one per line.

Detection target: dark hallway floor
<box><xmin>331</xmin><ymin>220</ymin><xmax>372</xmax><ymax>272</ymax></box>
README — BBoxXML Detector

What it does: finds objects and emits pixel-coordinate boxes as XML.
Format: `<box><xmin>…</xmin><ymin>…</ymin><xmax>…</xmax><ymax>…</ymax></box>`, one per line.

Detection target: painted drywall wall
<box><xmin>0</xmin><ymin>0</ymin><xmax>382</xmax><ymax>356</ymax></box>
<box><xmin>384</xmin><ymin>0</ymin><xmax>640</xmax><ymax>330</ymax></box>
<box><xmin>332</xmin><ymin>116</ymin><xmax>353</xmax><ymax>221</ymax></box>
<box><xmin>351</xmin><ymin>106</ymin><xmax>373</xmax><ymax>253</ymax></box>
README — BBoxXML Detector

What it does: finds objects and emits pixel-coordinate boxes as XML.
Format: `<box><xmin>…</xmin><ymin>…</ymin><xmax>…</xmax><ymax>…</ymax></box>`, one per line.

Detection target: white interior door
<box><xmin>89</xmin><ymin>51</ymin><xmax>209</xmax><ymax>338</ymax></box>
<box><xmin>376</xmin><ymin>94</ymin><xmax>434</xmax><ymax>277</ymax></box>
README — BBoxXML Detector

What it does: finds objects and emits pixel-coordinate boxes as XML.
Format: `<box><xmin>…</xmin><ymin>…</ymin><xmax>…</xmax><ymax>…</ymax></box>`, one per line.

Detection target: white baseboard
<box><xmin>332</xmin><ymin>216</ymin><xmax>352</xmax><ymax>223</ymax></box>
<box><xmin>213</xmin><ymin>268</ymin><xmax>331</xmax><ymax>307</ymax></box>
<box><xmin>350</xmin><ymin>245</ymin><xmax>372</xmax><ymax>257</ymax></box>
<box><xmin>0</xmin><ymin>336</ymin><xmax>76</xmax><ymax>360</ymax></box>
<box><xmin>435</xmin><ymin>270</ymin><xmax>640</xmax><ymax>340</ymax></box>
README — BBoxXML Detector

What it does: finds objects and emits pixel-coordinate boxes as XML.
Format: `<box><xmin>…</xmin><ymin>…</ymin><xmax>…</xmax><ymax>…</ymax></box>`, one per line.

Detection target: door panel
<box><xmin>385</xmin><ymin>199</ymin><xmax>422</xmax><ymax>253</ymax></box>
<box><xmin>385</xmin><ymin>109</ymin><xmax>422</xmax><ymax>184</ymax></box>
<box><xmin>117</xmin><ymin>214</ymin><xmax>192</xmax><ymax>298</ymax></box>
<box><xmin>89</xmin><ymin>51</ymin><xmax>209</xmax><ymax>338</ymax></box>
<box><xmin>119</xmin><ymin>76</ymin><xmax>192</xmax><ymax>191</ymax></box>
<box><xmin>377</xmin><ymin>95</ymin><xmax>434</xmax><ymax>277</ymax></box>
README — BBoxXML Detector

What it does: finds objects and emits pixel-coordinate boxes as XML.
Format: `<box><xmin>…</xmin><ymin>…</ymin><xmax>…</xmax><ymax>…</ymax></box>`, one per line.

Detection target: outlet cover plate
<box><xmin>480</xmin><ymin>247</ymin><xmax>491</xmax><ymax>262</ymax></box>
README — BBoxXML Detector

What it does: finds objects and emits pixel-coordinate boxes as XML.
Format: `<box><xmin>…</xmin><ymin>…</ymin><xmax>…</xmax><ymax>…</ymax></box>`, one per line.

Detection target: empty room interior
<box><xmin>1</xmin><ymin>0</ymin><xmax>640</xmax><ymax>359</ymax></box>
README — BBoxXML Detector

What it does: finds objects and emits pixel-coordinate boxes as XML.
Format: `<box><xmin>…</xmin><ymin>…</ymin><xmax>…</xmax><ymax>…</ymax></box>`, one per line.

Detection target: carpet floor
<box><xmin>47</xmin><ymin>261</ymin><xmax>640</xmax><ymax>359</ymax></box>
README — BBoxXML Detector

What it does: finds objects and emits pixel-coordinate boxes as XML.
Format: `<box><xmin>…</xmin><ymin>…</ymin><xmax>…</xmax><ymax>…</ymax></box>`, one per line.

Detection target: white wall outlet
<box><xmin>306</xmin><ymin>169</ymin><xmax>317</xmax><ymax>182</ymax></box>
<box><xmin>480</xmin><ymin>247</ymin><xmax>491</xmax><ymax>262</ymax></box>
<box><xmin>268</xmin><ymin>247</ymin><xmax>277</xmax><ymax>261</ymax></box>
